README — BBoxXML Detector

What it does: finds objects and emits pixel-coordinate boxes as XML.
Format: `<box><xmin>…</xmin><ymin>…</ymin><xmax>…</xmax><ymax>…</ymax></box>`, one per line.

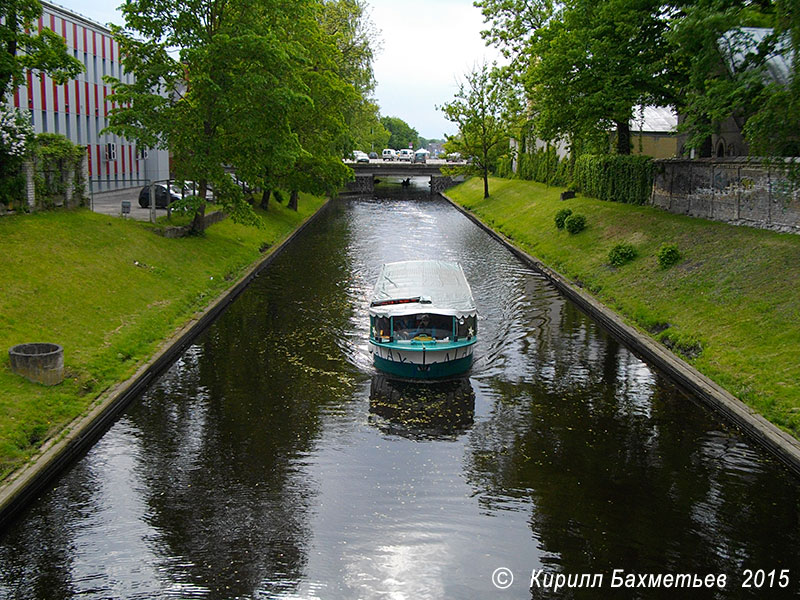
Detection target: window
<box><xmin>456</xmin><ymin>316</ymin><xmax>476</xmax><ymax>340</ymax></box>
<box><xmin>393</xmin><ymin>313</ymin><xmax>453</xmax><ymax>341</ymax></box>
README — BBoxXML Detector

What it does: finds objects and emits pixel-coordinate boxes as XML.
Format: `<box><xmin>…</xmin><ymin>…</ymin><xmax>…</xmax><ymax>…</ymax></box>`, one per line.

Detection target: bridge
<box><xmin>343</xmin><ymin>159</ymin><xmax>467</xmax><ymax>194</ymax></box>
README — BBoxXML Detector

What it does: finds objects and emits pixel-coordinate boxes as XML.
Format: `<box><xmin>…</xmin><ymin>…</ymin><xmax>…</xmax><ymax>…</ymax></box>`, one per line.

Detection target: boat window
<box><xmin>456</xmin><ymin>315</ymin><xmax>477</xmax><ymax>340</ymax></box>
<box><xmin>393</xmin><ymin>313</ymin><xmax>453</xmax><ymax>340</ymax></box>
<box><xmin>372</xmin><ymin>316</ymin><xmax>391</xmax><ymax>339</ymax></box>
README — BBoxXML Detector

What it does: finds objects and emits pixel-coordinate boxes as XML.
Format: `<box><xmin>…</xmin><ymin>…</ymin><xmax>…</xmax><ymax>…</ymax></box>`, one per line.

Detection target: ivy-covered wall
<box><xmin>573</xmin><ymin>154</ymin><xmax>655</xmax><ymax>205</ymax></box>
<box><xmin>30</xmin><ymin>133</ymin><xmax>89</xmax><ymax>211</ymax></box>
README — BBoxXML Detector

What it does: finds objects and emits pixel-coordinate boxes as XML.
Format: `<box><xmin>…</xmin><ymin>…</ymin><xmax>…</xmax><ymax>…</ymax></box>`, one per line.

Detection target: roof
<box><xmin>720</xmin><ymin>27</ymin><xmax>792</xmax><ymax>86</ymax></box>
<box><xmin>369</xmin><ymin>260</ymin><xmax>477</xmax><ymax>318</ymax></box>
<box><xmin>631</xmin><ymin>106</ymin><xmax>677</xmax><ymax>133</ymax></box>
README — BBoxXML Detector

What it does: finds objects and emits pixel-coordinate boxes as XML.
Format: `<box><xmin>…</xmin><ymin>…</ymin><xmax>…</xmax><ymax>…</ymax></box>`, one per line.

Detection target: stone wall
<box><xmin>430</xmin><ymin>175</ymin><xmax>459</xmax><ymax>194</ymax></box>
<box><xmin>651</xmin><ymin>159</ymin><xmax>800</xmax><ymax>234</ymax></box>
<box><xmin>345</xmin><ymin>174</ymin><xmax>374</xmax><ymax>194</ymax></box>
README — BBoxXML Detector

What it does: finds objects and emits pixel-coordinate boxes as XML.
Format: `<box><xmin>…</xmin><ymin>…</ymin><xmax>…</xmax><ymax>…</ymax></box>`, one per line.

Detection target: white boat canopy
<box><xmin>369</xmin><ymin>260</ymin><xmax>477</xmax><ymax>318</ymax></box>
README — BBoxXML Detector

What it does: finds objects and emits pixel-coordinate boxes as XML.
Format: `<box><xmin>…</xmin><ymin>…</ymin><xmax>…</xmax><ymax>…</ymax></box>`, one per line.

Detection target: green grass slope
<box><xmin>0</xmin><ymin>197</ymin><xmax>325</xmax><ymax>478</ymax></box>
<box><xmin>448</xmin><ymin>177</ymin><xmax>800</xmax><ymax>438</ymax></box>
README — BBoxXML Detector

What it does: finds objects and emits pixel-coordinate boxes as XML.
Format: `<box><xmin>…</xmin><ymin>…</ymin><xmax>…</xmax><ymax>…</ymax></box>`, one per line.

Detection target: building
<box><xmin>512</xmin><ymin>105</ymin><xmax>679</xmax><ymax>169</ymax></box>
<box><xmin>630</xmin><ymin>106</ymin><xmax>679</xmax><ymax>159</ymax></box>
<box><xmin>4</xmin><ymin>1</ymin><xmax>169</xmax><ymax>192</ymax></box>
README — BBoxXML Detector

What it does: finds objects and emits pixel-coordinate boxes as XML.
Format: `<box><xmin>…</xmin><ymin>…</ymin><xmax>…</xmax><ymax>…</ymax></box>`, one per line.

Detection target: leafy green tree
<box><xmin>380</xmin><ymin>116</ymin><xmax>419</xmax><ymax>150</ymax></box>
<box><xmin>319</xmin><ymin>0</ymin><xmax>386</xmax><ymax>156</ymax></box>
<box><xmin>439</xmin><ymin>62</ymin><xmax>510</xmax><ymax>199</ymax></box>
<box><xmin>0</xmin><ymin>0</ymin><xmax>83</xmax><ymax>101</ymax></box>
<box><xmin>534</xmin><ymin>0</ymin><xmax>678</xmax><ymax>154</ymax></box>
<box><xmin>105</xmin><ymin>0</ymin><xmax>313</xmax><ymax>230</ymax></box>
<box><xmin>275</xmin><ymin>0</ymin><xmax>379</xmax><ymax>209</ymax></box>
<box><xmin>666</xmin><ymin>1</ymin><xmax>794</xmax><ymax>157</ymax></box>
<box><xmin>350</xmin><ymin>100</ymin><xmax>390</xmax><ymax>152</ymax></box>
<box><xmin>744</xmin><ymin>0</ymin><xmax>800</xmax><ymax>158</ymax></box>
<box><xmin>478</xmin><ymin>0</ymin><xmax>679</xmax><ymax>155</ymax></box>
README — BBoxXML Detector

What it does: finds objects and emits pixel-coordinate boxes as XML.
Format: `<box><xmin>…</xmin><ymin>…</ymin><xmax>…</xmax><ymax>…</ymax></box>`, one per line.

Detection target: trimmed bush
<box><xmin>657</xmin><ymin>243</ymin><xmax>682</xmax><ymax>268</ymax></box>
<box><xmin>573</xmin><ymin>154</ymin><xmax>655</xmax><ymax>205</ymax></box>
<box><xmin>564</xmin><ymin>213</ymin><xmax>586</xmax><ymax>234</ymax></box>
<box><xmin>608</xmin><ymin>243</ymin><xmax>638</xmax><ymax>267</ymax></box>
<box><xmin>518</xmin><ymin>147</ymin><xmax>573</xmax><ymax>187</ymax></box>
<box><xmin>554</xmin><ymin>208</ymin><xmax>572</xmax><ymax>229</ymax></box>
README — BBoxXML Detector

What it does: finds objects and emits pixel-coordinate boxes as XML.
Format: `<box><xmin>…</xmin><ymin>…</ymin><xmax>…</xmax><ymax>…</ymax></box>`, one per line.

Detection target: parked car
<box><xmin>368</xmin><ymin>151</ymin><xmax>378</xmax><ymax>159</ymax></box>
<box><xmin>138</xmin><ymin>184</ymin><xmax>180</xmax><ymax>208</ymax></box>
<box><xmin>446</xmin><ymin>152</ymin><xmax>462</xmax><ymax>162</ymax></box>
<box><xmin>382</xmin><ymin>149</ymin><xmax>397</xmax><ymax>161</ymax></box>
<box><xmin>353</xmin><ymin>150</ymin><xmax>370</xmax><ymax>163</ymax></box>
<box><xmin>413</xmin><ymin>150</ymin><xmax>428</xmax><ymax>164</ymax></box>
<box><xmin>171</xmin><ymin>181</ymin><xmax>215</xmax><ymax>202</ymax></box>
<box><xmin>397</xmin><ymin>149</ymin><xmax>413</xmax><ymax>161</ymax></box>
<box><xmin>230</xmin><ymin>173</ymin><xmax>252</xmax><ymax>194</ymax></box>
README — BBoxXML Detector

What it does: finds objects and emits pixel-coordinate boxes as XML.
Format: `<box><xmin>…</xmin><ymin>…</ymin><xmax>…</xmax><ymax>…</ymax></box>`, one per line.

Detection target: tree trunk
<box><xmin>190</xmin><ymin>180</ymin><xmax>208</xmax><ymax>233</ymax></box>
<box><xmin>483</xmin><ymin>171</ymin><xmax>490</xmax><ymax>199</ymax></box>
<box><xmin>260</xmin><ymin>188</ymin><xmax>271</xmax><ymax>210</ymax></box>
<box><xmin>615</xmin><ymin>120</ymin><xmax>631</xmax><ymax>155</ymax></box>
<box><xmin>288</xmin><ymin>189</ymin><xmax>298</xmax><ymax>211</ymax></box>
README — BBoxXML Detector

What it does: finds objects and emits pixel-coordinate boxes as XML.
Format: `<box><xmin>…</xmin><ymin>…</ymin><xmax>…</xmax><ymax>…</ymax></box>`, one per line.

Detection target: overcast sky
<box><xmin>53</xmin><ymin>0</ymin><xmax>500</xmax><ymax>139</ymax></box>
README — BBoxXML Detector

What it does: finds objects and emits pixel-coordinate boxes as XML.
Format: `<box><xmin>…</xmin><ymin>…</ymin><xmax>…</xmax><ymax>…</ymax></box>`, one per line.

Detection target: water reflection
<box><xmin>368</xmin><ymin>374</ymin><xmax>475</xmax><ymax>439</ymax></box>
<box><xmin>1</xmin><ymin>187</ymin><xmax>800</xmax><ymax>599</ymax></box>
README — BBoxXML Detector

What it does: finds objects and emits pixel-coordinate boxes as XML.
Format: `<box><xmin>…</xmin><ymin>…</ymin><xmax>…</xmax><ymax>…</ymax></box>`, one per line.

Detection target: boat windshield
<box><xmin>393</xmin><ymin>313</ymin><xmax>453</xmax><ymax>341</ymax></box>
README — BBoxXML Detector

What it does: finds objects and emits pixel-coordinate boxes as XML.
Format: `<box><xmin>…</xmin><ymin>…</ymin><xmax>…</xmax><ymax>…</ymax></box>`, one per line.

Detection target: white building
<box><xmin>5</xmin><ymin>1</ymin><xmax>169</xmax><ymax>192</ymax></box>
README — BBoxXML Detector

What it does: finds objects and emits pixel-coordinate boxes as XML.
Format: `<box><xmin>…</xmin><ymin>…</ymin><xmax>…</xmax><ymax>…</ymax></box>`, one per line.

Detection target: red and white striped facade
<box><xmin>6</xmin><ymin>2</ymin><xmax>169</xmax><ymax>191</ymax></box>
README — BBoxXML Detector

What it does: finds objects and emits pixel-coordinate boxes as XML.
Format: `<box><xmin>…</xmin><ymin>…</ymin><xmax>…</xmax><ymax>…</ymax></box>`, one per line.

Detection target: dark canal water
<box><xmin>1</xmin><ymin>179</ymin><xmax>799</xmax><ymax>599</ymax></box>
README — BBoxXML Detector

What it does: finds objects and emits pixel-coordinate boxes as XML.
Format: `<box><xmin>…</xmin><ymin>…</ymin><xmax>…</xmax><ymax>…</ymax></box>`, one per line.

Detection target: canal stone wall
<box><xmin>651</xmin><ymin>159</ymin><xmax>800</xmax><ymax>234</ymax></box>
<box><xmin>430</xmin><ymin>175</ymin><xmax>458</xmax><ymax>194</ymax></box>
<box><xmin>345</xmin><ymin>175</ymin><xmax>374</xmax><ymax>194</ymax></box>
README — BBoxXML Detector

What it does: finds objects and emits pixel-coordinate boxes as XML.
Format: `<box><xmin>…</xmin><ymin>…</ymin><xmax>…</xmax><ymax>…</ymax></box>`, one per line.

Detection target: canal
<box><xmin>1</xmin><ymin>179</ymin><xmax>799</xmax><ymax>599</ymax></box>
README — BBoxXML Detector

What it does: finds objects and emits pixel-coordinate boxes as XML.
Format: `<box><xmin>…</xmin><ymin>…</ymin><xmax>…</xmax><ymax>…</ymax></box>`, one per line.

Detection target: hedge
<box><xmin>573</xmin><ymin>154</ymin><xmax>654</xmax><ymax>205</ymax></box>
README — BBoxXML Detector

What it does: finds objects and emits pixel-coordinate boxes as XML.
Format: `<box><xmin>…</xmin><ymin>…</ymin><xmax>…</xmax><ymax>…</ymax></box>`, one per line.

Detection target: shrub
<box><xmin>657</xmin><ymin>243</ymin><xmax>682</xmax><ymax>268</ymax></box>
<box><xmin>517</xmin><ymin>147</ymin><xmax>573</xmax><ymax>187</ymax></box>
<box><xmin>564</xmin><ymin>213</ymin><xmax>587</xmax><ymax>234</ymax></box>
<box><xmin>608</xmin><ymin>243</ymin><xmax>637</xmax><ymax>267</ymax></box>
<box><xmin>573</xmin><ymin>154</ymin><xmax>655</xmax><ymax>205</ymax></box>
<box><xmin>495</xmin><ymin>155</ymin><xmax>514</xmax><ymax>179</ymax></box>
<box><xmin>554</xmin><ymin>208</ymin><xmax>572</xmax><ymax>229</ymax></box>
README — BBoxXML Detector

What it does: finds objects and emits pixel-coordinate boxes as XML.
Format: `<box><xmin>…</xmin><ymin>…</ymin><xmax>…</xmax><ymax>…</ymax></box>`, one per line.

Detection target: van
<box><xmin>382</xmin><ymin>149</ymin><xmax>397</xmax><ymax>161</ymax></box>
<box><xmin>397</xmin><ymin>149</ymin><xmax>413</xmax><ymax>161</ymax></box>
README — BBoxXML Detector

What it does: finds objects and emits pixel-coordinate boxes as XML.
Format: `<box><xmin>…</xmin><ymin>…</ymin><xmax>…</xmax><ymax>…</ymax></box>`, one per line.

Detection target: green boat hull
<box><xmin>373</xmin><ymin>353</ymin><xmax>473</xmax><ymax>379</ymax></box>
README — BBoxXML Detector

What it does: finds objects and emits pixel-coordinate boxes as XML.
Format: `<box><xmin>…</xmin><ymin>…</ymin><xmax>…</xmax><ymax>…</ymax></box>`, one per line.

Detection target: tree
<box><xmin>0</xmin><ymin>105</ymin><xmax>34</xmax><ymax>207</ymax></box>
<box><xmin>439</xmin><ymin>62</ymin><xmax>510</xmax><ymax>199</ymax></box>
<box><xmin>532</xmin><ymin>0</ymin><xmax>679</xmax><ymax>154</ymax></box>
<box><xmin>477</xmin><ymin>0</ymin><xmax>680</xmax><ymax>155</ymax></box>
<box><xmin>0</xmin><ymin>0</ymin><xmax>83</xmax><ymax>102</ymax></box>
<box><xmin>380</xmin><ymin>116</ymin><xmax>419</xmax><ymax>150</ymax></box>
<box><xmin>105</xmin><ymin>0</ymin><xmax>313</xmax><ymax>230</ymax></box>
<box><xmin>275</xmin><ymin>0</ymin><xmax>379</xmax><ymax>209</ymax></box>
<box><xmin>744</xmin><ymin>0</ymin><xmax>800</xmax><ymax>158</ymax></box>
<box><xmin>666</xmin><ymin>1</ymin><xmax>795</xmax><ymax>157</ymax></box>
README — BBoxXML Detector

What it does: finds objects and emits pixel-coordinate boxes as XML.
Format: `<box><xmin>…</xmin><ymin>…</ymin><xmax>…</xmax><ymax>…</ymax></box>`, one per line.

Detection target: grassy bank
<box><xmin>0</xmin><ymin>196</ymin><xmax>325</xmax><ymax>478</ymax></box>
<box><xmin>447</xmin><ymin>177</ymin><xmax>800</xmax><ymax>438</ymax></box>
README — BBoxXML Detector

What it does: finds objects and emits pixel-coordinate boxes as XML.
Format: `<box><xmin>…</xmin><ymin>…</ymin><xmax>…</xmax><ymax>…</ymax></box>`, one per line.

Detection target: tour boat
<box><xmin>368</xmin><ymin>260</ymin><xmax>477</xmax><ymax>379</ymax></box>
